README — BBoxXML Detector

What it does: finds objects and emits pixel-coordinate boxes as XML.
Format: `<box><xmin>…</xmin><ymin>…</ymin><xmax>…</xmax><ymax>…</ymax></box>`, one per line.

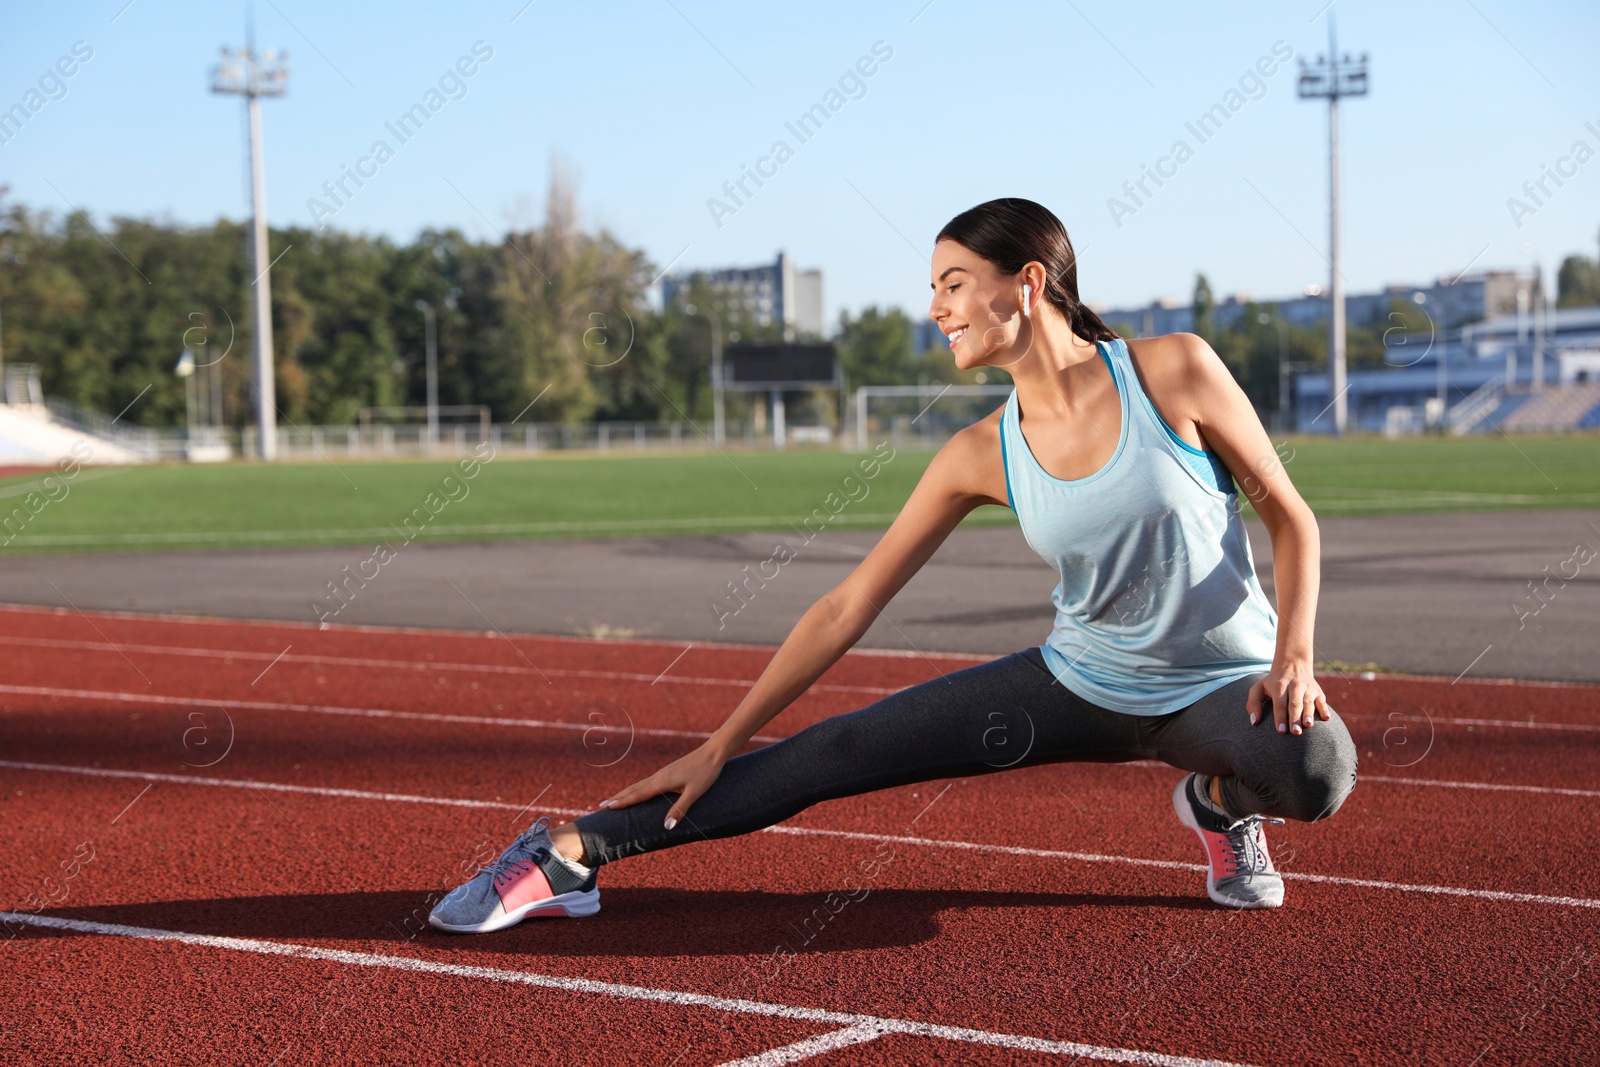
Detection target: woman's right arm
<box><xmin>599</xmin><ymin>419</ymin><xmax>1009</xmax><ymax>827</ymax></box>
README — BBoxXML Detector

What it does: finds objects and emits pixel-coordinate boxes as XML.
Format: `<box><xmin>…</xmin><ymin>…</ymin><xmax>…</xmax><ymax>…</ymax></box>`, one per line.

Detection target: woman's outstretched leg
<box><xmin>429</xmin><ymin>648</ymin><xmax>1137</xmax><ymax>932</ymax></box>
<box><xmin>569</xmin><ymin>647</ymin><xmax>1133</xmax><ymax>866</ymax></box>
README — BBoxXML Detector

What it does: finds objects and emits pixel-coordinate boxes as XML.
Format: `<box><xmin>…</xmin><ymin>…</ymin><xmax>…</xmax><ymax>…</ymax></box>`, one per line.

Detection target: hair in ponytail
<box><xmin>935</xmin><ymin>198</ymin><xmax>1120</xmax><ymax>343</ymax></box>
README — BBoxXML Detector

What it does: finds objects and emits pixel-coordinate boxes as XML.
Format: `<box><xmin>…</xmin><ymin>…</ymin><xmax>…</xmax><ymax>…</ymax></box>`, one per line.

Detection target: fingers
<box><xmin>1286</xmin><ymin>683</ymin><xmax>1305</xmax><ymax>735</ymax></box>
<box><xmin>1283</xmin><ymin>687</ymin><xmax>1329</xmax><ymax>736</ymax></box>
<box><xmin>663</xmin><ymin>789</ymin><xmax>697</xmax><ymax>831</ymax></box>
<box><xmin>1246</xmin><ymin>681</ymin><xmax>1265</xmax><ymax>727</ymax></box>
<box><xmin>597</xmin><ymin>776</ymin><xmax>660</xmax><ymax>811</ymax></box>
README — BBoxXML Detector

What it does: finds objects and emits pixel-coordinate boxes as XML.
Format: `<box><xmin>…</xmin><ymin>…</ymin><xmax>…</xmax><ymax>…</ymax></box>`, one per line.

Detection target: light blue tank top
<box><xmin>999</xmin><ymin>336</ymin><xmax>1279</xmax><ymax>715</ymax></box>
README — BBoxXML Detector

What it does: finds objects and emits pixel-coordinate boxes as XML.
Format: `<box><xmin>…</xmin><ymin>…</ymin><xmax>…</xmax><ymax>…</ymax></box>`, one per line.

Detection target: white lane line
<box><xmin>12</xmin><ymin>684</ymin><xmax>1600</xmax><ymax>783</ymax></box>
<box><xmin>0</xmin><ymin>605</ymin><xmax>981</xmax><ymax>664</ymax></box>
<box><xmin>6</xmin><ymin>679</ymin><xmax>1597</xmax><ymax>803</ymax></box>
<box><xmin>0</xmin><ymin>684</ymin><xmax>784</xmax><ymax>746</ymax></box>
<box><xmin>712</xmin><ymin>1026</ymin><xmax>885</xmax><ymax>1066</ymax></box>
<box><xmin>1339</xmin><ymin>712</ymin><xmax>1600</xmax><ymax>734</ymax></box>
<box><xmin>1431</xmin><ymin>717</ymin><xmax>1600</xmax><ymax>734</ymax></box>
<box><xmin>12</xmin><ymin>635</ymin><xmax>1599</xmax><ymax>730</ymax></box>
<box><xmin>1126</xmin><ymin>762</ymin><xmax>1600</xmax><ymax>800</ymax></box>
<box><xmin>5</xmin><ymin>760</ymin><xmax>1599</xmax><ymax>912</ymax></box>
<box><xmin>0</xmin><ymin>911</ymin><xmax>1257</xmax><ymax>1067</ymax></box>
<box><xmin>1360</xmin><ymin>774</ymin><xmax>1600</xmax><ymax>799</ymax></box>
<box><xmin>0</xmin><ymin>760</ymin><xmax>557</xmax><ymax>813</ymax></box>
<box><xmin>0</xmin><ymin>635</ymin><xmax>901</xmax><ymax>697</ymax></box>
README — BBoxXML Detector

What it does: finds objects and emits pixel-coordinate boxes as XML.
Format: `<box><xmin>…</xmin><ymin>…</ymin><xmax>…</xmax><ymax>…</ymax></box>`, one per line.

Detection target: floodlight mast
<box><xmin>1297</xmin><ymin>20</ymin><xmax>1368</xmax><ymax>436</ymax></box>
<box><xmin>212</xmin><ymin>39</ymin><xmax>289</xmax><ymax>459</ymax></box>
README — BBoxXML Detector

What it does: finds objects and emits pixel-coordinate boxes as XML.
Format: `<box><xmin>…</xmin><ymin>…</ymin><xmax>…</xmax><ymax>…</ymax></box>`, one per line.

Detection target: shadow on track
<box><xmin>19</xmin><ymin>887</ymin><xmax>1212</xmax><ymax>957</ymax></box>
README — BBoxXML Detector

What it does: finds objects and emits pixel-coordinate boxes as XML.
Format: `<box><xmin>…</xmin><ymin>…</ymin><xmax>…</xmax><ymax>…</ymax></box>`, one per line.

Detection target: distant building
<box><xmin>662</xmin><ymin>251</ymin><xmax>824</xmax><ymax>339</ymax></box>
<box><xmin>1098</xmin><ymin>270</ymin><xmax>1538</xmax><ymax>338</ymax></box>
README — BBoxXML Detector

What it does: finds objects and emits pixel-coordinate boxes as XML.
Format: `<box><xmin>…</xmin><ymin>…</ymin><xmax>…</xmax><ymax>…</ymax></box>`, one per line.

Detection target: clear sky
<box><xmin>3</xmin><ymin>0</ymin><xmax>1597</xmax><ymax>328</ymax></box>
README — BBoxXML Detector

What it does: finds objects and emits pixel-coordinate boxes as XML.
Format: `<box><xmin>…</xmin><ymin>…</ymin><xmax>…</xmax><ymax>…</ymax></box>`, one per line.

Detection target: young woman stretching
<box><xmin>430</xmin><ymin>198</ymin><xmax>1357</xmax><ymax>932</ymax></box>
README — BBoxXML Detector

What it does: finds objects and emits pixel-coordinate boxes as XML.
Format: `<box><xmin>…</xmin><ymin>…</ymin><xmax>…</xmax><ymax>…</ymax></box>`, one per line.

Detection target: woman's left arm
<box><xmin>1170</xmin><ymin>333</ymin><xmax>1330</xmax><ymax>737</ymax></box>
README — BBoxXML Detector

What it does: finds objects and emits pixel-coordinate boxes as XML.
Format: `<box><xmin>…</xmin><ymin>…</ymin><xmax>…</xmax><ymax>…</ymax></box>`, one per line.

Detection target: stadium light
<box><xmin>212</xmin><ymin>35</ymin><xmax>289</xmax><ymax>460</ymax></box>
<box><xmin>1297</xmin><ymin>19</ymin><xmax>1368</xmax><ymax>436</ymax></box>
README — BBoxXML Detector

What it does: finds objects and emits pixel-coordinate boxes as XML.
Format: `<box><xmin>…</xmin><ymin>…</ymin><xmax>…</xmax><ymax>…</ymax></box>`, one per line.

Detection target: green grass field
<box><xmin>1</xmin><ymin>434</ymin><xmax>1597</xmax><ymax>555</ymax></box>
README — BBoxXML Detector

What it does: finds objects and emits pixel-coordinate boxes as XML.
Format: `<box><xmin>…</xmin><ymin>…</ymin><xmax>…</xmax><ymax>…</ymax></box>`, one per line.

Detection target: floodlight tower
<box><xmin>212</xmin><ymin>36</ymin><xmax>289</xmax><ymax>459</ymax></box>
<box><xmin>1297</xmin><ymin>20</ymin><xmax>1368</xmax><ymax>435</ymax></box>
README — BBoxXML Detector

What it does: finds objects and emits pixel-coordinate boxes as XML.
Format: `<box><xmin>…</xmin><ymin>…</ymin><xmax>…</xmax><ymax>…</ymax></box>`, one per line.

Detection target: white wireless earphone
<box><xmin>1021</xmin><ymin>283</ymin><xmax>1032</xmax><ymax>318</ymax></box>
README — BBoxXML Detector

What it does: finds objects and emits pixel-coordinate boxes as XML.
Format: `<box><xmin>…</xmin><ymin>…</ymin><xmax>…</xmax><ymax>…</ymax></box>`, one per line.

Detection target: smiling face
<box><xmin>928</xmin><ymin>238</ymin><xmax>1028</xmax><ymax>371</ymax></box>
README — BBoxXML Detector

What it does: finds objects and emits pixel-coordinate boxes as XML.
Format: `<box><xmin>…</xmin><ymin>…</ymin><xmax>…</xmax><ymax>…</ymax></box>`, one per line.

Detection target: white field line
<box><xmin>0</xmin><ymin>468</ymin><xmax>124</xmax><ymax>501</ymax></box>
<box><xmin>712</xmin><ymin>1026</ymin><xmax>885</xmax><ymax>1066</ymax></box>
<box><xmin>0</xmin><ymin>635</ymin><xmax>902</xmax><ymax>697</ymax></box>
<box><xmin>4</xmin><ymin>759</ymin><xmax>1599</xmax><ymax>912</ymax></box>
<box><xmin>6</xmin><ymin>686</ymin><xmax>1599</xmax><ymax>799</ymax></box>
<box><xmin>8</xmin><ymin>489</ymin><xmax>1598</xmax><ymax>547</ymax></box>
<box><xmin>0</xmin><ymin>911</ymin><xmax>1257</xmax><ymax>1067</ymax></box>
<box><xmin>0</xmin><ymin>684</ymin><xmax>786</xmax><ymax>746</ymax></box>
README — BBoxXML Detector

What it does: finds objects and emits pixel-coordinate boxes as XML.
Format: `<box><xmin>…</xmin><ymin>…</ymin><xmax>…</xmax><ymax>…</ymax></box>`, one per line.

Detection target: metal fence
<box><xmin>25</xmin><ymin>385</ymin><xmax>1000</xmax><ymax>465</ymax></box>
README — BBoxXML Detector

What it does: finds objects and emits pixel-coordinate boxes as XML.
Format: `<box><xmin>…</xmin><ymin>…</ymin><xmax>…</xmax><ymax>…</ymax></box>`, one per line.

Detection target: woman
<box><xmin>430</xmin><ymin>198</ymin><xmax>1357</xmax><ymax>933</ymax></box>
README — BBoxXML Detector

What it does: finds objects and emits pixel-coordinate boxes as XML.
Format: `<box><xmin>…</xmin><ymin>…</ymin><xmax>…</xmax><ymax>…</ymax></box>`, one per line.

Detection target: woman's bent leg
<box><xmin>575</xmin><ymin>647</ymin><xmax>1140</xmax><ymax>866</ymax></box>
<box><xmin>1140</xmin><ymin>672</ymin><xmax>1359</xmax><ymax>823</ymax></box>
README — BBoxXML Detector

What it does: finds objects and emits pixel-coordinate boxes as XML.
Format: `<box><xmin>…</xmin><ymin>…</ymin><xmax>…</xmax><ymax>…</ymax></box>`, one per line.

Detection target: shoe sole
<box><xmin>428</xmin><ymin>887</ymin><xmax>600</xmax><ymax>934</ymax></box>
<box><xmin>1171</xmin><ymin>778</ymin><xmax>1284</xmax><ymax>911</ymax></box>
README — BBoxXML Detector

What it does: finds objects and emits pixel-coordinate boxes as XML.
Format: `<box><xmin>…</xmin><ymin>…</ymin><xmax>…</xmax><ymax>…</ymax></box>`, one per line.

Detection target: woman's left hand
<box><xmin>1247</xmin><ymin>659</ymin><xmax>1330</xmax><ymax>736</ymax></box>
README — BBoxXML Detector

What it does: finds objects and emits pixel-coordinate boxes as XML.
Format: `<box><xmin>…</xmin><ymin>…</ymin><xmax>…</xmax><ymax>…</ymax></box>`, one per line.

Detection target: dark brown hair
<box><xmin>936</xmin><ymin>198</ymin><xmax>1120</xmax><ymax>343</ymax></box>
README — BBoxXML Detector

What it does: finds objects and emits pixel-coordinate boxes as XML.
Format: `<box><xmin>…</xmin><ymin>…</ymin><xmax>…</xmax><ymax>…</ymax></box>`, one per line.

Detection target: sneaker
<box><xmin>1171</xmin><ymin>773</ymin><xmax>1285</xmax><ymax>910</ymax></box>
<box><xmin>428</xmin><ymin>816</ymin><xmax>599</xmax><ymax>934</ymax></box>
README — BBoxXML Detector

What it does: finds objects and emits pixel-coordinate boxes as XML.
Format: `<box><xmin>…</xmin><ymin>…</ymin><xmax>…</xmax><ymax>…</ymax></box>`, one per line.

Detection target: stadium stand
<box><xmin>1498</xmin><ymin>382</ymin><xmax>1600</xmax><ymax>434</ymax></box>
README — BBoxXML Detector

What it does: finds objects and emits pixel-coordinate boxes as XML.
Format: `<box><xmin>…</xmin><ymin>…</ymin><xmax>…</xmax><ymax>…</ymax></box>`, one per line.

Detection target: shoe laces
<box><xmin>481</xmin><ymin>816</ymin><xmax>553</xmax><ymax>884</ymax></box>
<box><xmin>1220</xmin><ymin>813</ymin><xmax>1284</xmax><ymax>878</ymax></box>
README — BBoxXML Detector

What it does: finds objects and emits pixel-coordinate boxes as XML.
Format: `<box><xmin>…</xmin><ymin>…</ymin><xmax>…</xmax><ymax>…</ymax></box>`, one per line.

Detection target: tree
<box><xmin>1557</xmin><ymin>255</ymin><xmax>1600</xmax><ymax>308</ymax></box>
<box><xmin>834</xmin><ymin>306</ymin><xmax>914</xmax><ymax>387</ymax></box>
<box><xmin>1192</xmin><ymin>273</ymin><xmax>1215</xmax><ymax>342</ymax></box>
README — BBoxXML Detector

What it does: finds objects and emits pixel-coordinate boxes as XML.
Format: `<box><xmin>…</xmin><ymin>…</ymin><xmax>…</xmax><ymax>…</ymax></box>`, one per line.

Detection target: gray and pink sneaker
<box><xmin>1172</xmin><ymin>773</ymin><xmax>1286</xmax><ymax>910</ymax></box>
<box><xmin>428</xmin><ymin>817</ymin><xmax>599</xmax><ymax>934</ymax></box>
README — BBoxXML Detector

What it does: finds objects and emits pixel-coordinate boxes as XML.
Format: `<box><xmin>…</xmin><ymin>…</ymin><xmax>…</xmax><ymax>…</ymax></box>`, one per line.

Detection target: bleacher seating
<box><xmin>1474</xmin><ymin>391</ymin><xmax>1533</xmax><ymax>432</ymax></box>
<box><xmin>0</xmin><ymin>404</ymin><xmax>142</xmax><ymax>465</ymax></box>
<box><xmin>1499</xmin><ymin>383</ymin><xmax>1600</xmax><ymax>434</ymax></box>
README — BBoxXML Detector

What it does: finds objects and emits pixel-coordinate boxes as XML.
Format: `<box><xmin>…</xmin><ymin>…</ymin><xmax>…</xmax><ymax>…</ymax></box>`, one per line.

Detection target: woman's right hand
<box><xmin>597</xmin><ymin>739</ymin><xmax>730</xmax><ymax>830</ymax></box>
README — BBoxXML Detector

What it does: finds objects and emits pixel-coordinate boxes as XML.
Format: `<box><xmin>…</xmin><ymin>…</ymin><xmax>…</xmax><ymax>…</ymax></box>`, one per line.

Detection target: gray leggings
<box><xmin>575</xmin><ymin>646</ymin><xmax>1358</xmax><ymax>867</ymax></box>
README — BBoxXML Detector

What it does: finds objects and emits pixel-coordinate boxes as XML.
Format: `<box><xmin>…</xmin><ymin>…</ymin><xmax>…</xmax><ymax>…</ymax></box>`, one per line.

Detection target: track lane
<box><xmin>5</xmin><ymin>609</ymin><xmax>1598</xmax><ymax>1064</ymax></box>
<box><xmin>3</xmin><ymin>773</ymin><xmax>1596</xmax><ymax>1066</ymax></box>
<box><xmin>3</xmin><ymin>681</ymin><xmax>1598</xmax><ymax>900</ymax></box>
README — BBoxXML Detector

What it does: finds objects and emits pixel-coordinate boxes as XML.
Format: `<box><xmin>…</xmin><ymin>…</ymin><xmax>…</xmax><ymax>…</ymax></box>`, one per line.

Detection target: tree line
<box><xmin>0</xmin><ymin>175</ymin><xmax>940</xmax><ymax>432</ymax></box>
<box><xmin>9</xmin><ymin>171</ymin><xmax>1588</xmax><ymax>433</ymax></box>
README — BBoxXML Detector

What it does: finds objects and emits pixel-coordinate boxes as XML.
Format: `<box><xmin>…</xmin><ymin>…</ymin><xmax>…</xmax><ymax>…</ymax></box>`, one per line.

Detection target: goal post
<box><xmin>852</xmin><ymin>384</ymin><xmax>1013</xmax><ymax>451</ymax></box>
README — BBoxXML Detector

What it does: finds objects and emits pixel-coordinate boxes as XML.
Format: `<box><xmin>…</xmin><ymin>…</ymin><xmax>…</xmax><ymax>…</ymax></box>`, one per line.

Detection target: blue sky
<box><xmin>3</xmin><ymin>0</ymin><xmax>1597</xmax><ymax>328</ymax></box>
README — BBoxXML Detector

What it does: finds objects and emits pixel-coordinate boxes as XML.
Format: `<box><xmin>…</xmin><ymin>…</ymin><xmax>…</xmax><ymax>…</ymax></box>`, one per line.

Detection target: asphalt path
<box><xmin>1</xmin><ymin>509</ymin><xmax>1594</xmax><ymax>683</ymax></box>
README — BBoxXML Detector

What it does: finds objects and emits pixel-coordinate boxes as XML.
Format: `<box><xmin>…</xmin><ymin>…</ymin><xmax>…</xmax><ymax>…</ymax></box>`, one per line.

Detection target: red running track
<box><xmin>1</xmin><ymin>604</ymin><xmax>1596</xmax><ymax>1066</ymax></box>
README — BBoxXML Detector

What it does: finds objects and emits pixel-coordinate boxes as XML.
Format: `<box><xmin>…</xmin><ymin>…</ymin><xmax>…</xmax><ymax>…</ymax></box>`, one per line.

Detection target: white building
<box><xmin>663</xmin><ymin>251</ymin><xmax>824</xmax><ymax>339</ymax></box>
<box><xmin>1097</xmin><ymin>270</ymin><xmax>1537</xmax><ymax>338</ymax></box>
